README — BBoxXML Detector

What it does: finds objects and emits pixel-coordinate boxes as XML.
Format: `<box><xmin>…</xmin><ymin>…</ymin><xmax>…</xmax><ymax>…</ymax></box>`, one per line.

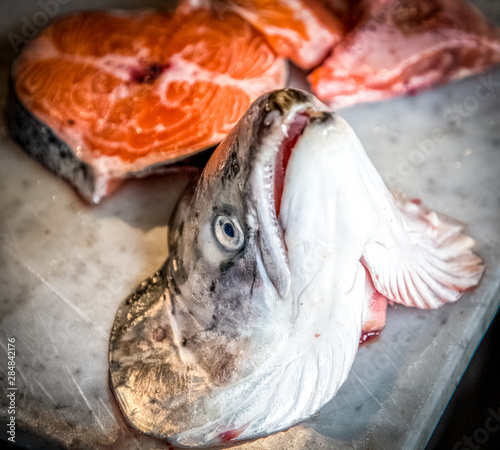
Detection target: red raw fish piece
<box><xmin>309</xmin><ymin>0</ymin><xmax>500</xmax><ymax>108</ymax></box>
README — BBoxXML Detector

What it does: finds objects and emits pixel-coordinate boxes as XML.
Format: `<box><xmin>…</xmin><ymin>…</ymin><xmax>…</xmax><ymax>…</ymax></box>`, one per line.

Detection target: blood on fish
<box><xmin>130</xmin><ymin>62</ymin><xmax>170</xmax><ymax>84</ymax></box>
<box><xmin>219</xmin><ymin>429</ymin><xmax>241</xmax><ymax>442</ymax></box>
<box><xmin>274</xmin><ymin>112</ymin><xmax>309</xmax><ymax>216</ymax></box>
<box><xmin>359</xmin><ymin>330</ymin><xmax>383</xmax><ymax>346</ymax></box>
<box><xmin>218</xmin><ymin>422</ymin><xmax>249</xmax><ymax>443</ymax></box>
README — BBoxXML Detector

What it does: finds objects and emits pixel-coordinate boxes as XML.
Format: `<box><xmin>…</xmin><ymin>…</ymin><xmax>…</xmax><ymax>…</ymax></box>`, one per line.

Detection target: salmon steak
<box><xmin>179</xmin><ymin>0</ymin><xmax>345</xmax><ymax>69</ymax></box>
<box><xmin>9</xmin><ymin>9</ymin><xmax>286</xmax><ymax>203</ymax></box>
<box><xmin>309</xmin><ymin>0</ymin><xmax>500</xmax><ymax>109</ymax></box>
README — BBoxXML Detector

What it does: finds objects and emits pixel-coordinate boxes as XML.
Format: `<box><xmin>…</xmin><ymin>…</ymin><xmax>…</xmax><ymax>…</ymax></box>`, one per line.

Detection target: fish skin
<box><xmin>7</xmin><ymin>80</ymin><xmax>98</xmax><ymax>203</ymax></box>
<box><xmin>109</xmin><ymin>88</ymin><xmax>484</xmax><ymax>447</ymax></box>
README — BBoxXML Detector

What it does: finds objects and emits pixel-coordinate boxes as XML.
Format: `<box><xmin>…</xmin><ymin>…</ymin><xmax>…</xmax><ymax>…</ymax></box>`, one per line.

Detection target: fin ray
<box><xmin>362</xmin><ymin>197</ymin><xmax>485</xmax><ymax>309</ymax></box>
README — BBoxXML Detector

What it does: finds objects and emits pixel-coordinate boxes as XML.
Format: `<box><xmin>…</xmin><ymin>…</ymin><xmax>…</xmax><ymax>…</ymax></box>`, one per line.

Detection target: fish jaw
<box><xmin>279</xmin><ymin>114</ymin><xmax>376</xmax><ymax>309</ymax></box>
<box><xmin>248</xmin><ymin>89</ymin><xmax>331</xmax><ymax>299</ymax></box>
<box><xmin>273</xmin><ymin>113</ymin><xmax>373</xmax><ymax>390</ymax></box>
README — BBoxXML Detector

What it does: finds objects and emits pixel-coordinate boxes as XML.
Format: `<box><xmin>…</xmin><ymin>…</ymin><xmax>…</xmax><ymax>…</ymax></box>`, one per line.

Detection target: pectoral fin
<box><xmin>321</xmin><ymin>116</ymin><xmax>485</xmax><ymax>310</ymax></box>
<box><xmin>362</xmin><ymin>196</ymin><xmax>485</xmax><ymax>309</ymax></box>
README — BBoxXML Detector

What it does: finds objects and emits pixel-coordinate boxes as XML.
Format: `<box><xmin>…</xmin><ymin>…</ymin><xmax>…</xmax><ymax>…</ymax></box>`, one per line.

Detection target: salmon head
<box><xmin>109</xmin><ymin>89</ymin><xmax>484</xmax><ymax>446</ymax></box>
<box><xmin>109</xmin><ymin>88</ymin><xmax>359</xmax><ymax>446</ymax></box>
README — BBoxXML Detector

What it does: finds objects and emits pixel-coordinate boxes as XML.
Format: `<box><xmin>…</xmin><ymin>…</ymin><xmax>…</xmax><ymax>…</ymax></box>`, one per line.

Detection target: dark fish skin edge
<box><xmin>6</xmin><ymin>76</ymin><xmax>216</xmax><ymax>203</ymax></box>
<box><xmin>109</xmin><ymin>261</ymin><xmax>169</xmax><ymax>377</ymax></box>
<box><xmin>7</xmin><ymin>76</ymin><xmax>98</xmax><ymax>203</ymax></box>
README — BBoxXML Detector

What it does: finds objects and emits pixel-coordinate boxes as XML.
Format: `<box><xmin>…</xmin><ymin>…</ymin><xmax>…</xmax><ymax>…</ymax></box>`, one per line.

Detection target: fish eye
<box><xmin>213</xmin><ymin>215</ymin><xmax>244</xmax><ymax>251</ymax></box>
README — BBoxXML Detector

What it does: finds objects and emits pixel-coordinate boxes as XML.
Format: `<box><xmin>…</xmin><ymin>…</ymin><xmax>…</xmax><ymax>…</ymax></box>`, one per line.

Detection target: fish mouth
<box><xmin>273</xmin><ymin>108</ymin><xmax>333</xmax><ymax>222</ymax></box>
<box><xmin>252</xmin><ymin>108</ymin><xmax>311</xmax><ymax>300</ymax></box>
<box><xmin>274</xmin><ymin>112</ymin><xmax>310</xmax><ymax>218</ymax></box>
<box><xmin>253</xmin><ymin>89</ymin><xmax>332</xmax><ymax>299</ymax></box>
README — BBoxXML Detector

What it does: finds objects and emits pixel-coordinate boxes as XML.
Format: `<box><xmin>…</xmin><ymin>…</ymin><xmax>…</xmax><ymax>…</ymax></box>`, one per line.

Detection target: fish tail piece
<box><xmin>362</xmin><ymin>196</ymin><xmax>485</xmax><ymax>310</ymax></box>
